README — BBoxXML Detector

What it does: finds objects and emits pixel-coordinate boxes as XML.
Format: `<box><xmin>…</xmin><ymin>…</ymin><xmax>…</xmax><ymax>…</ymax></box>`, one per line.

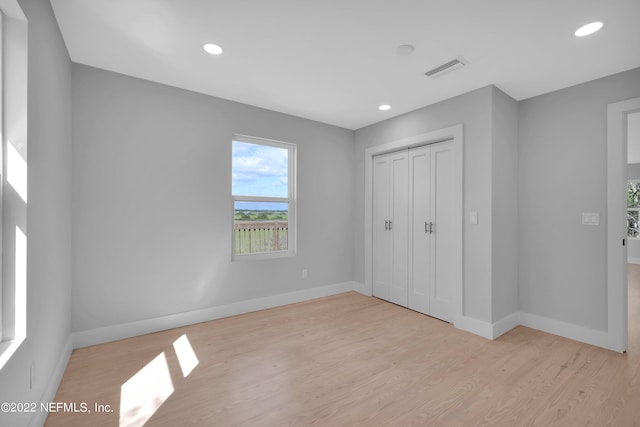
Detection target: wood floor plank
<box><xmin>46</xmin><ymin>269</ymin><xmax>640</xmax><ymax>426</ymax></box>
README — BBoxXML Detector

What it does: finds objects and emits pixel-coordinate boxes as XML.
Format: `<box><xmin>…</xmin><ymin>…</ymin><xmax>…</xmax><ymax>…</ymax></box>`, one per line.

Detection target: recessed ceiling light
<box><xmin>379</xmin><ymin>104</ymin><xmax>391</xmax><ymax>111</ymax></box>
<box><xmin>203</xmin><ymin>43</ymin><xmax>223</xmax><ymax>55</ymax></box>
<box><xmin>396</xmin><ymin>44</ymin><xmax>415</xmax><ymax>56</ymax></box>
<box><xmin>574</xmin><ymin>21</ymin><xmax>604</xmax><ymax>37</ymax></box>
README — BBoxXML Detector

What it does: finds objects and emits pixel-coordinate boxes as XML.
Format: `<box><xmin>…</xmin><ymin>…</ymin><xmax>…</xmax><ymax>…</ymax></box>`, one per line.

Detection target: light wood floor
<box><xmin>47</xmin><ymin>269</ymin><xmax>640</xmax><ymax>426</ymax></box>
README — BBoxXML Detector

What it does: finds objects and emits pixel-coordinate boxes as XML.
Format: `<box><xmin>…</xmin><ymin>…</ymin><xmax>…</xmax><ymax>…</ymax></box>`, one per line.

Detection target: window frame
<box><xmin>0</xmin><ymin>2</ymin><xmax>29</xmax><ymax>371</ymax></box>
<box><xmin>231</xmin><ymin>134</ymin><xmax>297</xmax><ymax>260</ymax></box>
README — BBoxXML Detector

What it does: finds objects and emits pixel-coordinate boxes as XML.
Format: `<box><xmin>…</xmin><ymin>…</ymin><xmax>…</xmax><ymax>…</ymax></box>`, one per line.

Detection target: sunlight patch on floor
<box><xmin>119</xmin><ymin>352</ymin><xmax>174</xmax><ymax>427</ymax></box>
<box><xmin>173</xmin><ymin>334</ymin><xmax>199</xmax><ymax>378</ymax></box>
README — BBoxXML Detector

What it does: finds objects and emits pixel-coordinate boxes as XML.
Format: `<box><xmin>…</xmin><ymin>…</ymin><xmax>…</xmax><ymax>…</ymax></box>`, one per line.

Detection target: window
<box><xmin>0</xmin><ymin>4</ymin><xmax>29</xmax><ymax>371</ymax></box>
<box><xmin>628</xmin><ymin>180</ymin><xmax>640</xmax><ymax>238</ymax></box>
<box><xmin>232</xmin><ymin>135</ymin><xmax>296</xmax><ymax>259</ymax></box>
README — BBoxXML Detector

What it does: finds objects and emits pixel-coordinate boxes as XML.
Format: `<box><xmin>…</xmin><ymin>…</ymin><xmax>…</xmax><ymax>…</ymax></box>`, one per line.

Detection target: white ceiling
<box><xmin>50</xmin><ymin>0</ymin><xmax>640</xmax><ymax>130</ymax></box>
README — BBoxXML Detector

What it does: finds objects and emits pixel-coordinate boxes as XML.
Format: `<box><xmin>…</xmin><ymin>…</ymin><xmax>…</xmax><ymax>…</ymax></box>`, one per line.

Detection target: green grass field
<box><xmin>234</xmin><ymin>209</ymin><xmax>288</xmax><ymax>221</ymax></box>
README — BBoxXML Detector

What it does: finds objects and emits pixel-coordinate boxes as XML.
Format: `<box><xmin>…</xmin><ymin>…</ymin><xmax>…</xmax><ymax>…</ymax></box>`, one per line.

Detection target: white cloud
<box><xmin>232</xmin><ymin>141</ymin><xmax>289</xmax><ymax>197</ymax></box>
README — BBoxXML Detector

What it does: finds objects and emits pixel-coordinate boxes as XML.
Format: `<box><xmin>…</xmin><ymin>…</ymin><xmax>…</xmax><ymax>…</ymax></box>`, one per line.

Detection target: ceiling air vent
<box><xmin>425</xmin><ymin>57</ymin><xmax>467</xmax><ymax>78</ymax></box>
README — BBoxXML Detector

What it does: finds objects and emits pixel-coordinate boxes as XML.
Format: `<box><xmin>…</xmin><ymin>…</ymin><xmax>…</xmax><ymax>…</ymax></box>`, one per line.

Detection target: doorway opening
<box><xmin>626</xmin><ymin>112</ymin><xmax>640</xmax><ymax>351</ymax></box>
<box><xmin>607</xmin><ymin>97</ymin><xmax>640</xmax><ymax>353</ymax></box>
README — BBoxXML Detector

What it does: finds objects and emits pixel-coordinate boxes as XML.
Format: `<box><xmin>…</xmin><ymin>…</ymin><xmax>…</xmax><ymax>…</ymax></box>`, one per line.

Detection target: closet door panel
<box><xmin>372</xmin><ymin>155</ymin><xmax>390</xmax><ymax>301</ymax></box>
<box><xmin>389</xmin><ymin>153</ymin><xmax>409</xmax><ymax>307</ymax></box>
<box><xmin>430</xmin><ymin>141</ymin><xmax>454</xmax><ymax>322</ymax></box>
<box><xmin>408</xmin><ymin>147</ymin><xmax>430</xmax><ymax>314</ymax></box>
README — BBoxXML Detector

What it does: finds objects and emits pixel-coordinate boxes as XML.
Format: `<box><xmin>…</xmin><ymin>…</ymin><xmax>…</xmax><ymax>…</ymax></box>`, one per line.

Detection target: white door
<box><xmin>429</xmin><ymin>141</ymin><xmax>454</xmax><ymax>322</ymax></box>
<box><xmin>372</xmin><ymin>155</ymin><xmax>390</xmax><ymax>301</ymax></box>
<box><xmin>374</xmin><ymin>142</ymin><xmax>453</xmax><ymax>322</ymax></box>
<box><xmin>408</xmin><ymin>147</ymin><xmax>431</xmax><ymax>314</ymax></box>
<box><xmin>372</xmin><ymin>151</ymin><xmax>408</xmax><ymax>306</ymax></box>
<box><xmin>408</xmin><ymin>141</ymin><xmax>454</xmax><ymax>322</ymax></box>
<box><xmin>389</xmin><ymin>152</ymin><xmax>408</xmax><ymax>307</ymax></box>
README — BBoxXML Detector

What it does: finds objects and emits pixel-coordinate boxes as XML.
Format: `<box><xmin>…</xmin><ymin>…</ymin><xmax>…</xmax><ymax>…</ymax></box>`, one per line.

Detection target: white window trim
<box><xmin>231</xmin><ymin>134</ymin><xmax>297</xmax><ymax>261</ymax></box>
<box><xmin>0</xmin><ymin>1</ymin><xmax>28</xmax><ymax>371</ymax></box>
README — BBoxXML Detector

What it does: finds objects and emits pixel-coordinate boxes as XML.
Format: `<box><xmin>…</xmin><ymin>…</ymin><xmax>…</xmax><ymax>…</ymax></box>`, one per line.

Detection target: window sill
<box><xmin>0</xmin><ymin>336</ymin><xmax>26</xmax><ymax>371</ymax></box>
<box><xmin>232</xmin><ymin>250</ymin><xmax>296</xmax><ymax>262</ymax></box>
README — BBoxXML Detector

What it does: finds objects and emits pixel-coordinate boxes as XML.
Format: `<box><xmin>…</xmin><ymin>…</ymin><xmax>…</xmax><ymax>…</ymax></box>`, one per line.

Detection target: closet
<box><xmin>372</xmin><ymin>140</ymin><xmax>454</xmax><ymax>322</ymax></box>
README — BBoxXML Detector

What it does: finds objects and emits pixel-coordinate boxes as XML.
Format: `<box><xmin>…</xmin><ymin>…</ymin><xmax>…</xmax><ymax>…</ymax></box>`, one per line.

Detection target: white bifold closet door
<box><xmin>372</xmin><ymin>150</ymin><xmax>408</xmax><ymax>307</ymax></box>
<box><xmin>373</xmin><ymin>140</ymin><xmax>454</xmax><ymax>322</ymax></box>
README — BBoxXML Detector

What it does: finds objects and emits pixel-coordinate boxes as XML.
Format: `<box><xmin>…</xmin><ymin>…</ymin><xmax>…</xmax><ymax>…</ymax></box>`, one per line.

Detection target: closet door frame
<box><xmin>364</xmin><ymin>124</ymin><xmax>463</xmax><ymax>326</ymax></box>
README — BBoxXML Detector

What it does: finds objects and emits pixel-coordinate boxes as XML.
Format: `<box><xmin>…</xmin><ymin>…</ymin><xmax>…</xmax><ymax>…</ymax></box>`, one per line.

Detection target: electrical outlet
<box><xmin>301</xmin><ymin>268</ymin><xmax>308</xmax><ymax>279</ymax></box>
<box><xmin>470</xmin><ymin>211</ymin><xmax>479</xmax><ymax>225</ymax></box>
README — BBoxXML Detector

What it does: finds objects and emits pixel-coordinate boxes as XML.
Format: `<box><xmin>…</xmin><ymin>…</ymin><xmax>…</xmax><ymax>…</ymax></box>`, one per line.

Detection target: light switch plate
<box><xmin>582</xmin><ymin>212</ymin><xmax>599</xmax><ymax>226</ymax></box>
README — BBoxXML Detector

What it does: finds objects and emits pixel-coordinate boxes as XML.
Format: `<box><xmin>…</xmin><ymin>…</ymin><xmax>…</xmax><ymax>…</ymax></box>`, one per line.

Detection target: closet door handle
<box><xmin>384</xmin><ymin>220</ymin><xmax>388</xmax><ymax>231</ymax></box>
<box><xmin>429</xmin><ymin>222</ymin><xmax>434</xmax><ymax>234</ymax></box>
<box><xmin>425</xmin><ymin>221</ymin><xmax>428</xmax><ymax>234</ymax></box>
<box><xmin>388</xmin><ymin>220</ymin><xmax>392</xmax><ymax>230</ymax></box>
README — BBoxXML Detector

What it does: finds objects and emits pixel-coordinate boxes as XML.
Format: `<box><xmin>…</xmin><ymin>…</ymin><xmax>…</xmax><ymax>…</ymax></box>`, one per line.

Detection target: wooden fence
<box><xmin>234</xmin><ymin>221</ymin><xmax>288</xmax><ymax>254</ymax></box>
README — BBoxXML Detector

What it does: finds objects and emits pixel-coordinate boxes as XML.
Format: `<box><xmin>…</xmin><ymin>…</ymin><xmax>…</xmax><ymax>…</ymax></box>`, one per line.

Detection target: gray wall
<box><xmin>0</xmin><ymin>0</ymin><xmax>73</xmax><ymax>426</ymax></box>
<box><xmin>355</xmin><ymin>86</ymin><xmax>495</xmax><ymax>322</ymax></box>
<box><xmin>628</xmin><ymin>163</ymin><xmax>640</xmax><ymax>179</ymax></box>
<box><xmin>518</xmin><ymin>68</ymin><xmax>640</xmax><ymax>330</ymax></box>
<box><xmin>72</xmin><ymin>64</ymin><xmax>355</xmax><ymax>332</ymax></box>
<box><xmin>490</xmin><ymin>87</ymin><xmax>519</xmax><ymax>322</ymax></box>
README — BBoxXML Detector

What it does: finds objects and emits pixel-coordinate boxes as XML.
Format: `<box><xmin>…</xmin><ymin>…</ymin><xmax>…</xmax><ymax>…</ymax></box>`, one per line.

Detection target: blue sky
<box><xmin>232</xmin><ymin>141</ymin><xmax>288</xmax><ymax>211</ymax></box>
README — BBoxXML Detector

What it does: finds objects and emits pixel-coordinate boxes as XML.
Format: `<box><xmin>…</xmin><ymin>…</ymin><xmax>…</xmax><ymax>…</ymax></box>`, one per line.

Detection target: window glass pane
<box><xmin>628</xmin><ymin>210</ymin><xmax>639</xmax><ymax>238</ymax></box>
<box><xmin>628</xmin><ymin>181</ymin><xmax>640</xmax><ymax>208</ymax></box>
<box><xmin>234</xmin><ymin>201</ymin><xmax>288</xmax><ymax>254</ymax></box>
<box><xmin>232</xmin><ymin>141</ymin><xmax>288</xmax><ymax>197</ymax></box>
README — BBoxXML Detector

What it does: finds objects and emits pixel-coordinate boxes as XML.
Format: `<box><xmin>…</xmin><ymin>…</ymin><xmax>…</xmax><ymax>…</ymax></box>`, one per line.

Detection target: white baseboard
<box><xmin>628</xmin><ymin>257</ymin><xmax>640</xmax><ymax>264</ymax></box>
<box><xmin>455</xmin><ymin>310</ymin><xmax>617</xmax><ymax>351</ymax></box>
<box><xmin>491</xmin><ymin>312</ymin><xmax>521</xmax><ymax>339</ymax></box>
<box><xmin>519</xmin><ymin>311</ymin><xmax>617</xmax><ymax>352</ymax></box>
<box><xmin>352</xmin><ymin>281</ymin><xmax>369</xmax><ymax>296</ymax></box>
<box><xmin>73</xmin><ymin>281</ymin><xmax>357</xmax><ymax>349</ymax></box>
<box><xmin>29</xmin><ymin>336</ymin><xmax>74</xmax><ymax>427</ymax></box>
<box><xmin>489</xmin><ymin>311</ymin><xmax>617</xmax><ymax>351</ymax></box>
<box><xmin>454</xmin><ymin>315</ymin><xmax>494</xmax><ymax>340</ymax></box>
